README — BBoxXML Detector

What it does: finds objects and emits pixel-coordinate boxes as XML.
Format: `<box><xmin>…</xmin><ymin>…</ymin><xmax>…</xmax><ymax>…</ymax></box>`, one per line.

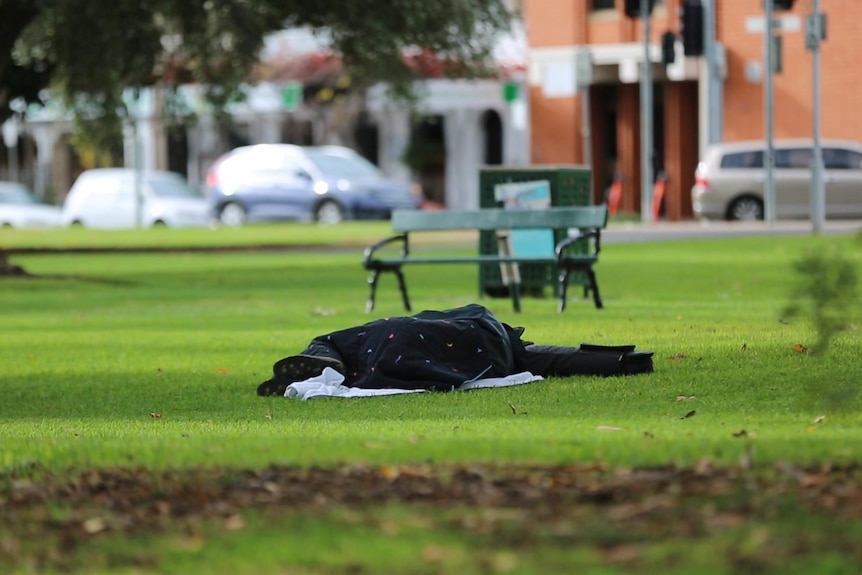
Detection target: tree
<box><xmin>2</xmin><ymin>0</ymin><xmax>512</xmax><ymax>129</ymax></box>
<box><xmin>0</xmin><ymin>0</ymin><xmax>514</xmax><ymax>273</ymax></box>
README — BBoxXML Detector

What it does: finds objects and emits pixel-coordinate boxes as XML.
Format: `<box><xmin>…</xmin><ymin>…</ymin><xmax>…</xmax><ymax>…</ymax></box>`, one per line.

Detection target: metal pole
<box><xmin>704</xmin><ymin>0</ymin><xmax>722</xmax><ymax>145</ymax></box>
<box><xmin>764</xmin><ymin>0</ymin><xmax>776</xmax><ymax>223</ymax></box>
<box><xmin>640</xmin><ymin>0</ymin><xmax>653</xmax><ymax>223</ymax></box>
<box><xmin>582</xmin><ymin>86</ymin><xmax>592</xmax><ymax>169</ymax></box>
<box><xmin>810</xmin><ymin>0</ymin><xmax>825</xmax><ymax>234</ymax></box>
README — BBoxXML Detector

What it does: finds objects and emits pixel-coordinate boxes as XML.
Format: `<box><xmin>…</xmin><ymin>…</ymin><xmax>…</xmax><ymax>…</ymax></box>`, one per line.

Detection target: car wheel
<box><xmin>727</xmin><ymin>196</ymin><xmax>764</xmax><ymax>221</ymax></box>
<box><xmin>218</xmin><ymin>202</ymin><xmax>248</xmax><ymax>227</ymax></box>
<box><xmin>314</xmin><ymin>199</ymin><xmax>345</xmax><ymax>224</ymax></box>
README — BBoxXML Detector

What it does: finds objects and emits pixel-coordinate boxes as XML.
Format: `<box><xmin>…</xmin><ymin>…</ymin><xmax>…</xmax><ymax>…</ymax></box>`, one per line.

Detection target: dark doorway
<box><xmin>404</xmin><ymin>115</ymin><xmax>446</xmax><ymax>205</ymax></box>
<box><xmin>482</xmin><ymin>109</ymin><xmax>503</xmax><ymax>165</ymax></box>
<box><xmin>353</xmin><ymin>111</ymin><xmax>379</xmax><ymax>165</ymax></box>
<box><xmin>167</xmin><ymin>127</ymin><xmax>189</xmax><ymax>178</ymax></box>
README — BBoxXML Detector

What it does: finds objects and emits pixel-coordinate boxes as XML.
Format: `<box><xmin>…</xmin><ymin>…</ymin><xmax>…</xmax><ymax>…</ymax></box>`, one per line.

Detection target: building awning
<box><xmin>528</xmin><ymin>42</ymin><xmax>701</xmax><ymax>94</ymax></box>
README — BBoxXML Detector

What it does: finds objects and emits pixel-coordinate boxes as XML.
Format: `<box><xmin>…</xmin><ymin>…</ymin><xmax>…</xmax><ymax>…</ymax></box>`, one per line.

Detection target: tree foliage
<box><xmin>1</xmin><ymin>0</ymin><xmax>513</xmax><ymax>132</ymax></box>
<box><xmin>783</xmin><ymin>246</ymin><xmax>860</xmax><ymax>356</ymax></box>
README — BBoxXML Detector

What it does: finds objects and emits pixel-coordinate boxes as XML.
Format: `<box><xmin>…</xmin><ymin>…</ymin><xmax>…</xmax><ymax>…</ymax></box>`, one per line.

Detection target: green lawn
<box><xmin>1</xmin><ymin>224</ymin><xmax>861</xmax><ymax>574</ymax></box>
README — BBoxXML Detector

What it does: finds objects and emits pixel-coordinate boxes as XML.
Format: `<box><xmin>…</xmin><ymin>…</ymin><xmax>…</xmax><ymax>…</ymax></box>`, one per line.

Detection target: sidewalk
<box><xmin>604</xmin><ymin>219</ymin><xmax>862</xmax><ymax>243</ymax></box>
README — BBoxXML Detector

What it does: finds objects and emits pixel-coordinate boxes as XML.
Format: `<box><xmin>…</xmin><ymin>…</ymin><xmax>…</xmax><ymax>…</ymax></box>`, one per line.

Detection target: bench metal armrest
<box><xmin>363</xmin><ymin>233</ymin><xmax>409</xmax><ymax>267</ymax></box>
<box><xmin>555</xmin><ymin>228</ymin><xmax>602</xmax><ymax>259</ymax></box>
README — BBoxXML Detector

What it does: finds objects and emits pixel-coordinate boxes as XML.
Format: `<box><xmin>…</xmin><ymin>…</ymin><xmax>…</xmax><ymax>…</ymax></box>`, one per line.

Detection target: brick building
<box><xmin>524</xmin><ymin>0</ymin><xmax>857</xmax><ymax>220</ymax></box>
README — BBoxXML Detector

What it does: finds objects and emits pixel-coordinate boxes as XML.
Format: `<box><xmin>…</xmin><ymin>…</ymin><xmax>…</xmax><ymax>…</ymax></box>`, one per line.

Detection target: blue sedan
<box><xmin>206</xmin><ymin>144</ymin><xmax>421</xmax><ymax>226</ymax></box>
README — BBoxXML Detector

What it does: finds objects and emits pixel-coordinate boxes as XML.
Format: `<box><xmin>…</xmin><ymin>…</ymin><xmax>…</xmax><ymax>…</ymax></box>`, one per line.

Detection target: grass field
<box><xmin>1</xmin><ymin>223</ymin><xmax>861</xmax><ymax>574</ymax></box>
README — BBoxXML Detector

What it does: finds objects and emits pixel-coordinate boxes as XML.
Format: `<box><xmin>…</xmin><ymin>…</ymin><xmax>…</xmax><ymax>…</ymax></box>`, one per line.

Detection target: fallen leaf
<box><xmin>732</xmin><ymin>429</ymin><xmax>748</xmax><ymax>437</ymax></box>
<box><xmin>675</xmin><ymin>395</ymin><xmax>696</xmax><ymax>402</ymax></box>
<box><xmin>422</xmin><ymin>544</ymin><xmax>460</xmax><ymax>562</ymax></box>
<box><xmin>215</xmin><ymin>367</ymin><xmax>230</xmax><ymax>373</ymax></box>
<box><xmin>667</xmin><ymin>353</ymin><xmax>687</xmax><ymax>362</ymax></box>
<box><xmin>694</xmin><ymin>458</ymin><xmax>712</xmax><ymax>473</ymax></box>
<box><xmin>224</xmin><ymin>514</ymin><xmax>245</xmax><ymax>531</ymax></box>
<box><xmin>814</xmin><ymin>415</ymin><xmax>826</xmax><ymax>424</ymax></box>
<box><xmin>680</xmin><ymin>410</ymin><xmax>696</xmax><ymax>420</ymax></box>
<box><xmin>597</xmin><ymin>425</ymin><xmax>624</xmax><ymax>432</ymax></box>
<box><xmin>508</xmin><ymin>402</ymin><xmax>517</xmax><ymax>414</ymax></box>
<box><xmin>791</xmin><ymin>344</ymin><xmax>810</xmax><ymax>354</ymax></box>
<box><xmin>149</xmin><ymin>412</ymin><xmax>161</xmax><ymax>419</ymax></box>
<box><xmin>82</xmin><ymin>517</ymin><xmax>107</xmax><ymax>534</ymax></box>
<box><xmin>380</xmin><ymin>464</ymin><xmax>400</xmax><ymax>480</ymax></box>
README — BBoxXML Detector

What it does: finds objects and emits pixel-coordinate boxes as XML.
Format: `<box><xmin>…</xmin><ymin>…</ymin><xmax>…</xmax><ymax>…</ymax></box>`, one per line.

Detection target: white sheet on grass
<box><xmin>284</xmin><ymin>367</ymin><xmax>543</xmax><ymax>400</ymax></box>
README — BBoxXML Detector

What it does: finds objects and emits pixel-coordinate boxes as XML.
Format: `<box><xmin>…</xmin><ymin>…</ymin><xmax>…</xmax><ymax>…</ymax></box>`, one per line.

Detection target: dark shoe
<box><xmin>621</xmin><ymin>351</ymin><xmax>654</xmax><ymax>375</ymax></box>
<box><xmin>272</xmin><ymin>354</ymin><xmax>344</xmax><ymax>381</ymax></box>
<box><xmin>257</xmin><ymin>377</ymin><xmax>290</xmax><ymax>397</ymax></box>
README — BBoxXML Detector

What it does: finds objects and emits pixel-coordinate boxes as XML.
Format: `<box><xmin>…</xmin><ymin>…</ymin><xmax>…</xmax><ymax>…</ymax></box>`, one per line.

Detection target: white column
<box><xmin>375</xmin><ymin>107</ymin><xmax>411</xmax><ymax>183</ymax></box>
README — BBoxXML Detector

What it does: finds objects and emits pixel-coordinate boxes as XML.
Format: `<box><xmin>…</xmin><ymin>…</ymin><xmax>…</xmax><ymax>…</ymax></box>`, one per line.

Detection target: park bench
<box><xmin>362</xmin><ymin>204</ymin><xmax>609</xmax><ymax>313</ymax></box>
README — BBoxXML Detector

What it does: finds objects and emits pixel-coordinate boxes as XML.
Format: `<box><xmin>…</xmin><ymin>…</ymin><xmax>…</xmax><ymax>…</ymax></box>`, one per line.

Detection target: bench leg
<box><xmin>509</xmin><ymin>283</ymin><xmax>522</xmax><ymax>313</ymax></box>
<box><xmin>394</xmin><ymin>269</ymin><xmax>412</xmax><ymax>312</ymax></box>
<box><xmin>586</xmin><ymin>268</ymin><xmax>603</xmax><ymax>309</ymax></box>
<box><xmin>365</xmin><ymin>269</ymin><xmax>381</xmax><ymax>313</ymax></box>
<box><xmin>558</xmin><ymin>269</ymin><xmax>570</xmax><ymax>313</ymax></box>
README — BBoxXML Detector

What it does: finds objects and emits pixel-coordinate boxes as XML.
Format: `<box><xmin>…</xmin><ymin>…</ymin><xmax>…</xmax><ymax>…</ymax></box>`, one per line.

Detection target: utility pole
<box><xmin>763</xmin><ymin>0</ymin><xmax>776</xmax><ymax>223</ymax></box>
<box><xmin>640</xmin><ymin>0</ymin><xmax>653</xmax><ymax>223</ymax></box>
<box><xmin>703</xmin><ymin>0</ymin><xmax>722</xmax><ymax>145</ymax></box>
<box><xmin>807</xmin><ymin>1</ymin><xmax>826</xmax><ymax>234</ymax></box>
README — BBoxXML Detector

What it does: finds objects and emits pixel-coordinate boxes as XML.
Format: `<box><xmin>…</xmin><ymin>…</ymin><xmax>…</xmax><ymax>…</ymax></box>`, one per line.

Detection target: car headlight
<box><xmin>313</xmin><ymin>181</ymin><xmax>329</xmax><ymax>195</ymax></box>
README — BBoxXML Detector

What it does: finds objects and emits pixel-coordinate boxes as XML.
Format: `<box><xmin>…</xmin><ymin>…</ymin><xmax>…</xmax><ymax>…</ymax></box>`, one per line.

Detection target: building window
<box><xmin>589</xmin><ymin>0</ymin><xmax>665</xmax><ymax>11</ymax></box>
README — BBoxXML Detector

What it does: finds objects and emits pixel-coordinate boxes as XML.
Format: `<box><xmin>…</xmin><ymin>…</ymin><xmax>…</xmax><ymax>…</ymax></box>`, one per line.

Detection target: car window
<box><xmin>775</xmin><ymin>148</ymin><xmax>812</xmax><ymax>169</ymax></box>
<box><xmin>822</xmin><ymin>147</ymin><xmax>862</xmax><ymax>170</ymax></box>
<box><xmin>75</xmin><ymin>175</ymin><xmax>122</xmax><ymax>202</ymax></box>
<box><xmin>304</xmin><ymin>151</ymin><xmax>381</xmax><ymax>179</ymax></box>
<box><xmin>229</xmin><ymin>149</ymin><xmax>306</xmax><ymax>178</ymax></box>
<box><xmin>0</xmin><ymin>182</ymin><xmax>39</xmax><ymax>205</ymax></box>
<box><xmin>149</xmin><ymin>174</ymin><xmax>202</xmax><ymax>198</ymax></box>
<box><xmin>720</xmin><ymin>151</ymin><xmax>763</xmax><ymax>168</ymax></box>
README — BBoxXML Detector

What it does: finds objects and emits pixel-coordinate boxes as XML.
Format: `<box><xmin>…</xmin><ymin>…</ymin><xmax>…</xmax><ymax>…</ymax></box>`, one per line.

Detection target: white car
<box><xmin>0</xmin><ymin>181</ymin><xmax>63</xmax><ymax>228</ymax></box>
<box><xmin>62</xmin><ymin>168</ymin><xmax>211</xmax><ymax>229</ymax></box>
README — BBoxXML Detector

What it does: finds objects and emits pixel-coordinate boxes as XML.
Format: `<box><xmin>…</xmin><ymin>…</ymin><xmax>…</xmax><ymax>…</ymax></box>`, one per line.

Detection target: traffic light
<box><xmin>625</xmin><ymin>0</ymin><xmax>656</xmax><ymax>19</ymax></box>
<box><xmin>680</xmin><ymin>0</ymin><xmax>704</xmax><ymax>57</ymax></box>
<box><xmin>661</xmin><ymin>31</ymin><xmax>678</xmax><ymax>67</ymax></box>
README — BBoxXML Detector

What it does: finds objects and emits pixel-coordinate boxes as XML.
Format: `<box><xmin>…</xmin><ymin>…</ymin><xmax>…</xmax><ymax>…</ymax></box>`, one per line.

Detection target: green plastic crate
<box><xmin>478</xmin><ymin>166</ymin><xmax>592</xmax><ymax>298</ymax></box>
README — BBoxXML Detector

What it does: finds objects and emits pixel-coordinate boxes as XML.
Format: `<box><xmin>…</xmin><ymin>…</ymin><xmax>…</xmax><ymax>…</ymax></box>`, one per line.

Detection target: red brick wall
<box><xmin>721</xmin><ymin>0</ymin><xmax>861</xmax><ymax>141</ymax></box>
<box><xmin>524</xmin><ymin>0</ymin><xmax>856</xmax><ymax>218</ymax></box>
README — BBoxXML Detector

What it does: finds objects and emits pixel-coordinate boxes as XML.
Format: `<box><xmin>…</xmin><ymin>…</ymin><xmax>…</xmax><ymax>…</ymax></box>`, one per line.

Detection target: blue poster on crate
<box><xmin>493</xmin><ymin>180</ymin><xmax>554</xmax><ymax>257</ymax></box>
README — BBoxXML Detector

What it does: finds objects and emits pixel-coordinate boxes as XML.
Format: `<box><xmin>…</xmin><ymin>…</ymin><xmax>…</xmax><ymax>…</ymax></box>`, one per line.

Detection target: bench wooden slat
<box><xmin>391</xmin><ymin>205</ymin><xmax>608</xmax><ymax>232</ymax></box>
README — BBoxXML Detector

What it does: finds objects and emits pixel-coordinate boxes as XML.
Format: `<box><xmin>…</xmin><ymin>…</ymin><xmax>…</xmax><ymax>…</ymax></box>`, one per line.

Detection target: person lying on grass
<box><xmin>257</xmin><ymin>303</ymin><xmax>653</xmax><ymax>397</ymax></box>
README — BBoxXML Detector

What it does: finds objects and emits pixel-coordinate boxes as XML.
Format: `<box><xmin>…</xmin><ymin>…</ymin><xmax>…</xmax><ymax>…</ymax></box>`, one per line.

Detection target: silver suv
<box><xmin>691</xmin><ymin>139</ymin><xmax>862</xmax><ymax>220</ymax></box>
